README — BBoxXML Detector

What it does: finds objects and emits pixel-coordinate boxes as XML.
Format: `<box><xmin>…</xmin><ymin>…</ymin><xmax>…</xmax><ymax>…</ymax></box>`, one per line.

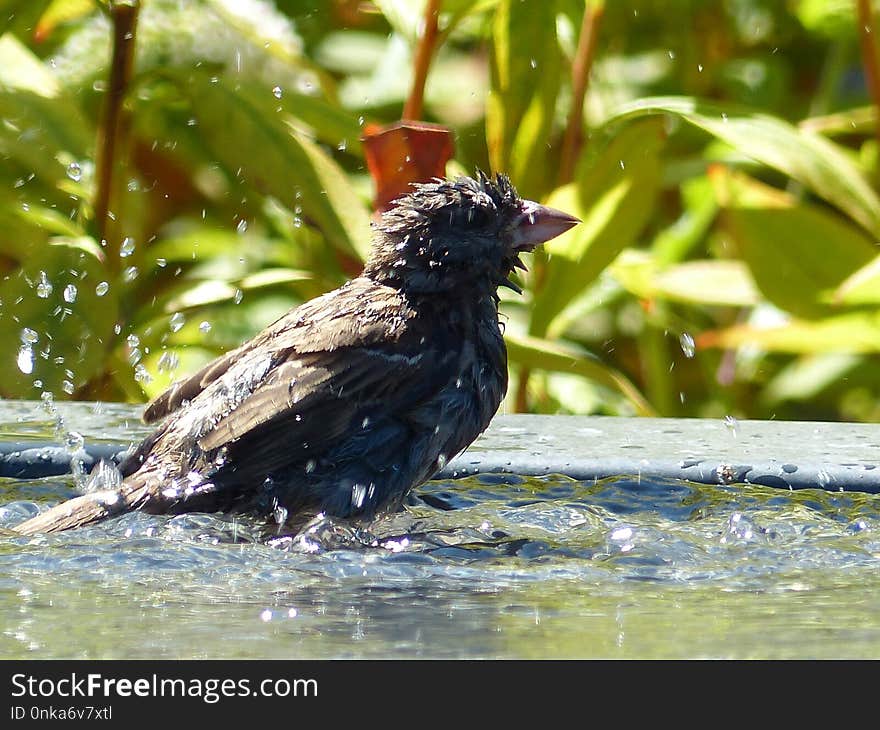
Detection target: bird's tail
<box><xmin>13</xmin><ymin>465</ymin><xmax>152</xmax><ymax>536</ymax></box>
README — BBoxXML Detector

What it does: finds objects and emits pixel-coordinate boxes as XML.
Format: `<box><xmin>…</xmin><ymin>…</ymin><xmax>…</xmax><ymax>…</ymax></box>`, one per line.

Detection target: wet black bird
<box><xmin>15</xmin><ymin>172</ymin><xmax>578</xmax><ymax>535</ymax></box>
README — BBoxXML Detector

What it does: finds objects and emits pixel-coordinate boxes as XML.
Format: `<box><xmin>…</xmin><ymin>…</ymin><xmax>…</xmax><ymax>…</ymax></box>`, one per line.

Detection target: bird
<box><xmin>14</xmin><ymin>171</ymin><xmax>579</xmax><ymax>536</ymax></box>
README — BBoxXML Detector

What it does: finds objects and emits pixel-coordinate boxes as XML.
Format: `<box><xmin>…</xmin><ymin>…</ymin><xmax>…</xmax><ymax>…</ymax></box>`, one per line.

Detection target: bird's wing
<box><xmin>143</xmin><ymin>278</ymin><xmax>457</xmax><ymax>475</ymax></box>
<box><xmin>143</xmin><ymin>277</ymin><xmax>410</xmax><ymax>424</ymax></box>
<box><xmin>200</xmin><ymin>342</ymin><xmax>455</xmax><ymax>480</ymax></box>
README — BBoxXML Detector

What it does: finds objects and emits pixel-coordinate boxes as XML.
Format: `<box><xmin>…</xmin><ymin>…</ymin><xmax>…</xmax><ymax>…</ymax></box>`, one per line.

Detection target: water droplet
<box><xmin>20</xmin><ymin>328</ymin><xmax>39</xmax><ymax>345</ymax></box>
<box><xmin>679</xmin><ymin>332</ymin><xmax>695</xmax><ymax>358</ymax></box>
<box><xmin>272</xmin><ymin>85</ymin><xmax>282</xmax><ymax>99</ymax></box>
<box><xmin>529</xmin><ymin>58</ymin><xmax>537</xmax><ymax>69</ymax></box>
<box><xmin>122</xmin><ymin>266</ymin><xmax>138</xmax><ymax>282</ymax></box>
<box><xmin>337</xmin><ymin>139</ymin><xmax>347</xmax><ymax>151</ymax></box>
<box><xmin>156</xmin><ymin>257</ymin><xmax>167</xmax><ymax>268</ymax></box>
<box><xmin>66</xmin><ymin>161</ymin><xmax>82</xmax><ymax>182</ymax></box>
<box><xmin>64</xmin><ymin>431</ymin><xmax>84</xmax><ymax>451</ymax></box>
<box><xmin>157</xmin><ymin>351</ymin><xmax>179</xmax><ymax>373</ymax></box>
<box><xmin>95</xmin><ymin>281</ymin><xmax>109</xmax><ymax>296</ymax></box>
<box><xmin>697</xmin><ymin>64</ymin><xmax>704</xmax><ymax>72</ymax></box>
<box><xmin>199</xmin><ymin>321</ymin><xmax>212</xmax><ymax>333</ymax></box>
<box><xmin>722</xmin><ymin>415</ymin><xmax>738</xmax><ymax>438</ymax></box>
<box><xmin>260</xmin><ymin>609</ymin><xmax>273</xmax><ymax>622</ymax></box>
<box><xmin>351</xmin><ymin>483</ymin><xmax>367</xmax><ymax>508</ymax></box>
<box><xmin>61</xmin><ymin>380</ymin><xmax>75</xmax><ymax>395</ymax></box>
<box><xmin>169</xmin><ymin>312</ymin><xmax>185</xmax><ymax>332</ymax></box>
<box><xmin>16</xmin><ymin>345</ymin><xmax>34</xmax><ymax>374</ymax></box>
<box><xmin>63</xmin><ymin>284</ymin><xmax>77</xmax><ymax>303</ymax></box>
<box><xmin>233</xmin><ymin>288</ymin><xmax>243</xmax><ymax>304</ymax></box>
<box><xmin>36</xmin><ymin>271</ymin><xmax>53</xmax><ymax>298</ymax></box>
<box><xmin>236</xmin><ymin>219</ymin><xmax>248</xmax><ymax>235</ymax></box>
<box><xmin>134</xmin><ymin>363</ymin><xmax>152</xmax><ymax>383</ymax></box>
<box><xmin>126</xmin><ymin>334</ymin><xmax>140</xmax><ymax>349</ymax></box>
<box><xmin>120</xmin><ymin>236</ymin><xmax>135</xmax><ymax>257</ymax></box>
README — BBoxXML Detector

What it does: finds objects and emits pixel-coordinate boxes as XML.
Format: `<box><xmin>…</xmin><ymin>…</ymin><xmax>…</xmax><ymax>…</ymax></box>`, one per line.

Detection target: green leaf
<box><xmin>761</xmin><ymin>353</ymin><xmax>861</xmax><ymax>405</ymax></box>
<box><xmin>0</xmin><ymin>88</ymin><xmax>92</xmax><ymax>188</ymax></box>
<box><xmin>609</xmin><ymin>96</ymin><xmax>880</xmax><ymax>236</ymax></box>
<box><xmin>531</xmin><ymin>118</ymin><xmax>665</xmax><ymax>338</ymax></box>
<box><xmin>0</xmin><ymin>32</ymin><xmax>59</xmax><ymax>96</ymax></box>
<box><xmin>701</xmin><ymin>311</ymin><xmax>880</xmax><ymax>354</ymax></box>
<box><xmin>371</xmin><ymin>0</ymin><xmax>424</xmax><ymax>41</ymax></box>
<box><xmin>831</xmin><ymin>253</ymin><xmax>880</xmax><ymax>305</ymax></box>
<box><xmin>0</xmin><ymin>235</ymin><xmax>118</xmax><ymax>397</ymax></box>
<box><xmin>282</xmin><ymin>92</ymin><xmax>364</xmax><ymax>155</ymax></box>
<box><xmin>486</xmin><ymin>0</ymin><xmax>561</xmax><ymax>197</ymax></box>
<box><xmin>650</xmin><ymin>175</ymin><xmax>718</xmax><ymax>265</ymax></box>
<box><xmin>14</xmin><ymin>202</ymin><xmax>85</xmax><ymax>237</ymax></box>
<box><xmin>505</xmin><ymin>332</ymin><xmax>655</xmax><ymax>416</ymax></box>
<box><xmin>180</xmin><ymin>75</ymin><xmax>371</xmax><ymax>261</ymax></box>
<box><xmin>33</xmin><ymin>0</ymin><xmax>96</xmax><ymax>40</ymax></box>
<box><xmin>611</xmin><ymin>252</ymin><xmax>760</xmax><ymax>307</ymax></box>
<box><xmin>0</xmin><ymin>0</ymin><xmax>54</xmax><ymax>37</ymax></box>
<box><xmin>713</xmin><ymin>170</ymin><xmax>877</xmax><ymax>319</ymax></box>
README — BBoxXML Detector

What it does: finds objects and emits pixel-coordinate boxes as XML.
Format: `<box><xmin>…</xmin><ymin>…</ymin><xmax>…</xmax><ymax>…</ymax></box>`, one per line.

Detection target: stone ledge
<box><xmin>0</xmin><ymin>403</ymin><xmax>877</xmax><ymax>493</ymax></box>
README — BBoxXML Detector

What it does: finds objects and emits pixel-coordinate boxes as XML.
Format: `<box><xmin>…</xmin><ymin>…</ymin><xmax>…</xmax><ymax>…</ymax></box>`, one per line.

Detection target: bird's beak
<box><xmin>511</xmin><ymin>200</ymin><xmax>580</xmax><ymax>251</ymax></box>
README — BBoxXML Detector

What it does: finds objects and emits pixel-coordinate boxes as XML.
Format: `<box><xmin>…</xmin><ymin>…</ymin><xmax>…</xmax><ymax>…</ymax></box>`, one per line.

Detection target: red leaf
<box><xmin>362</xmin><ymin>121</ymin><xmax>455</xmax><ymax>211</ymax></box>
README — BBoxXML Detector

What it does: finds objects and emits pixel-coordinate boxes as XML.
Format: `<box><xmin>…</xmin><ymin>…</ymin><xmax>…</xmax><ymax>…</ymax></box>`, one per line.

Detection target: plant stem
<box><xmin>402</xmin><ymin>0</ymin><xmax>442</xmax><ymax>120</ymax></box>
<box><xmin>94</xmin><ymin>0</ymin><xmax>139</xmax><ymax>267</ymax></box>
<box><xmin>856</xmin><ymin>0</ymin><xmax>880</xmax><ymax>153</ymax></box>
<box><xmin>558</xmin><ymin>1</ymin><xmax>604</xmax><ymax>185</ymax></box>
<box><xmin>517</xmin><ymin>2</ymin><xmax>603</xmax><ymax>413</ymax></box>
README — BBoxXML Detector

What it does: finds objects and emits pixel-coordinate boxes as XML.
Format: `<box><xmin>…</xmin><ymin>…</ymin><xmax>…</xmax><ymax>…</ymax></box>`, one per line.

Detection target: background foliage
<box><xmin>2</xmin><ymin>0</ymin><xmax>880</xmax><ymax>423</ymax></box>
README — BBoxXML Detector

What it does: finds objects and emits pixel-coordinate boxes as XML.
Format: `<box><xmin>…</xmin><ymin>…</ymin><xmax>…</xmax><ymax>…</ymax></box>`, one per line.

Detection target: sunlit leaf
<box><xmin>699</xmin><ymin>311</ymin><xmax>880</xmax><ymax>353</ymax></box>
<box><xmin>712</xmin><ymin>169</ymin><xmax>877</xmax><ymax>318</ymax></box>
<box><xmin>238</xmin><ymin>268</ymin><xmax>312</xmax><ymax>290</ymax></box>
<box><xmin>762</xmin><ymin>353</ymin><xmax>861</xmax><ymax>405</ymax></box>
<box><xmin>505</xmin><ymin>332</ymin><xmax>655</xmax><ymax>416</ymax></box>
<box><xmin>831</xmin><ymin>253</ymin><xmax>880</xmax><ymax>305</ymax></box>
<box><xmin>34</xmin><ymin>0</ymin><xmax>95</xmax><ymax>42</ymax></box>
<box><xmin>371</xmin><ymin>0</ymin><xmax>425</xmax><ymax>41</ymax></box>
<box><xmin>531</xmin><ymin>118</ymin><xmax>665</xmax><ymax>338</ymax></box>
<box><xmin>611</xmin><ymin>252</ymin><xmax>760</xmax><ymax>307</ymax></box>
<box><xmin>609</xmin><ymin>96</ymin><xmax>880</xmax><ymax>236</ymax></box>
<box><xmin>180</xmin><ymin>75</ymin><xmax>371</xmax><ymax>260</ymax></box>
<box><xmin>0</xmin><ymin>32</ymin><xmax>59</xmax><ymax>96</ymax></box>
<box><xmin>650</xmin><ymin>175</ymin><xmax>718</xmax><ymax>265</ymax></box>
<box><xmin>800</xmin><ymin>106</ymin><xmax>876</xmax><ymax>138</ymax></box>
<box><xmin>14</xmin><ymin>202</ymin><xmax>84</xmax><ymax>237</ymax></box>
<box><xmin>0</xmin><ymin>0</ymin><xmax>54</xmax><ymax>38</ymax></box>
<box><xmin>487</xmin><ymin>0</ymin><xmax>561</xmax><ymax>197</ymax></box>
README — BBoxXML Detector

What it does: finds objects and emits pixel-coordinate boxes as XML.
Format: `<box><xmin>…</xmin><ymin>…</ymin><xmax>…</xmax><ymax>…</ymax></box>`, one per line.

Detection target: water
<box><xmin>1</xmin><ymin>403</ymin><xmax>880</xmax><ymax>658</ymax></box>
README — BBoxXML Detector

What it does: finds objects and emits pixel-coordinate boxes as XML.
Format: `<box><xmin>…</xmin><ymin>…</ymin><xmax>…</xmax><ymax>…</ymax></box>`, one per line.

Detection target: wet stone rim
<box><xmin>1</xmin><ymin>408</ymin><xmax>879</xmax><ymax>493</ymax></box>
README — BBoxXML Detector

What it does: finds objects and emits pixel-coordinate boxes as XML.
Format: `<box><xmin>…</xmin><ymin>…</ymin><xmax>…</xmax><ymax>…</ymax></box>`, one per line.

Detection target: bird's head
<box><xmin>365</xmin><ymin>171</ymin><xmax>579</xmax><ymax>296</ymax></box>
